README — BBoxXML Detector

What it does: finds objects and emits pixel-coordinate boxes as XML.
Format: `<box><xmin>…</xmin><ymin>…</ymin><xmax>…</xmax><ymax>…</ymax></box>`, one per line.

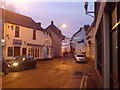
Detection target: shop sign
<box><xmin>13</xmin><ymin>39</ymin><xmax>22</xmax><ymax>45</ymax></box>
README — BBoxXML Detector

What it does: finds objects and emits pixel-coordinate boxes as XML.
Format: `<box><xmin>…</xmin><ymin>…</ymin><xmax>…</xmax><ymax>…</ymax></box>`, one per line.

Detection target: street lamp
<box><xmin>84</xmin><ymin>2</ymin><xmax>94</xmax><ymax>18</ymax></box>
<box><xmin>62</xmin><ymin>24</ymin><xmax>67</xmax><ymax>28</ymax></box>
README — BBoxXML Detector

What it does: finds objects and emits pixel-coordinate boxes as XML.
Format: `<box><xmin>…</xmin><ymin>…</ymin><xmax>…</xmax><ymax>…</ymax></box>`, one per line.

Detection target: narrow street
<box><xmin>2</xmin><ymin>54</ymin><xmax>98</xmax><ymax>88</ymax></box>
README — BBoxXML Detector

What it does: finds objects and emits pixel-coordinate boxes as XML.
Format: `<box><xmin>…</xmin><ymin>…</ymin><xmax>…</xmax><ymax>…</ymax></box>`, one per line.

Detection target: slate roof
<box><xmin>46</xmin><ymin>23</ymin><xmax>62</xmax><ymax>38</ymax></box>
<box><xmin>1</xmin><ymin>8</ymin><xmax>43</xmax><ymax>30</ymax></box>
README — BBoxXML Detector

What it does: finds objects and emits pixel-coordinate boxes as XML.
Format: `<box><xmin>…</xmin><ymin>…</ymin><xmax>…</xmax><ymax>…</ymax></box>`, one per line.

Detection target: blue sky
<box><xmin>6</xmin><ymin>1</ymin><xmax>94</xmax><ymax>37</ymax></box>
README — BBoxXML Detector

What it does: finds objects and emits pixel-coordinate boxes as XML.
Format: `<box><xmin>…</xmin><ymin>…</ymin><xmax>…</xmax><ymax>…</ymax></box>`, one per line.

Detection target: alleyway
<box><xmin>2</xmin><ymin>54</ymin><xmax>98</xmax><ymax>88</ymax></box>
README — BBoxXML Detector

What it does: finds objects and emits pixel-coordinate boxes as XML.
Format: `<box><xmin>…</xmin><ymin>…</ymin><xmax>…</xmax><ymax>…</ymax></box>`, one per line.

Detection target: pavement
<box><xmin>2</xmin><ymin>54</ymin><xmax>99</xmax><ymax>88</ymax></box>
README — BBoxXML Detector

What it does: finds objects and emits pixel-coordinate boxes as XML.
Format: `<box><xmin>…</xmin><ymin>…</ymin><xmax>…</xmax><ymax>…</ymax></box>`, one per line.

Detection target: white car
<box><xmin>75</xmin><ymin>54</ymin><xmax>87</xmax><ymax>63</ymax></box>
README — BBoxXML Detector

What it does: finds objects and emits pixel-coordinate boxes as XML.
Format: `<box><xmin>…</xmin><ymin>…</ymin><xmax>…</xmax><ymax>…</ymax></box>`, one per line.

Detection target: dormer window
<box><xmin>33</xmin><ymin>30</ymin><xmax>36</xmax><ymax>40</ymax></box>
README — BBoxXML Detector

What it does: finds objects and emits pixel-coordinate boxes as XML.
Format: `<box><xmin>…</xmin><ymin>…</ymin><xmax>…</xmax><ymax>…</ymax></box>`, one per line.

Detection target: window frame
<box><xmin>8</xmin><ymin>47</ymin><xmax>13</xmax><ymax>57</ymax></box>
<box><xmin>33</xmin><ymin>30</ymin><xmax>36</xmax><ymax>40</ymax></box>
<box><xmin>15</xmin><ymin>26</ymin><xmax>20</xmax><ymax>37</ymax></box>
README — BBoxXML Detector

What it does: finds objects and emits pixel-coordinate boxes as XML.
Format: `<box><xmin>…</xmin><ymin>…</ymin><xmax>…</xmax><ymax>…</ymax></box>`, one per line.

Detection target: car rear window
<box><xmin>77</xmin><ymin>55</ymin><xmax>84</xmax><ymax>57</ymax></box>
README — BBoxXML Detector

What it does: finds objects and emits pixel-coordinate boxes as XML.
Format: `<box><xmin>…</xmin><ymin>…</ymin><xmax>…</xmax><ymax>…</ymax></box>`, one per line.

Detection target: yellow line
<box><xmin>80</xmin><ymin>75</ymin><xmax>88</xmax><ymax>89</ymax></box>
<box><xmin>80</xmin><ymin>75</ymin><xmax>86</xmax><ymax>88</ymax></box>
<box><xmin>84</xmin><ymin>75</ymin><xmax>88</xmax><ymax>88</ymax></box>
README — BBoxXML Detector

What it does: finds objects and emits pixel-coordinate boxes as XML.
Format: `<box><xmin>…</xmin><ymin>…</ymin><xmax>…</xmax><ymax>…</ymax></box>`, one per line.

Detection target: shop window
<box><xmin>95</xmin><ymin>18</ymin><xmax>104</xmax><ymax>76</ymax></box>
<box><xmin>15</xmin><ymin>26</ymin><xmax>20</xmax><ymax>37</ymax></box>
<box><xmin>31</xmin><ymin>48</ymin><xmax>33</xmax><ymax>56</ymax></box>
<box><xmin>47</xmin><ymin>47</ymin><xmax>49</xmax><ymax>55</ymax></box>
<box><xmin>37</xmin><ymin>49</ymin><xmax>39</xmax><ymax>57</ymax></box>
<box><xmin>14</xmin><ymin>46</ymin><xmax>20</xmax><ymax>57</ymax></box>
<box><xmin>35</xmin><ymin>48</ymin><xmax>37</xmax><ymax>58</ymax></box>
<box><xmin>22</xmin><ymin>48</ymin><xmax>26</xmax><ymax>55</ymax></box>
<box><xmin>39</xmin><ymin>48</ymin><xmax>43</xmax><ymax>57</ymax></box>
<box><xmin>33</xmin><ymin>30</ymin><xmax>36</xmax><ymax>40</ymax></box>
<box><xmin>31</xmin><ymin>48</ymin><xmax>35</xmax><ymax>57</ymax></box>
<box><xmin>8</xmin><ymin>47</ymin><xmax>13</xmax><ymax>57</ymax></box>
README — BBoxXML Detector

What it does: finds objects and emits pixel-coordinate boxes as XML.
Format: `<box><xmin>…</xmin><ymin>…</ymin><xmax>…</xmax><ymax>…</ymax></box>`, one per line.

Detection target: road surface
<box><xmin>2</xmin><ymin>54</ymin><xmax>98</xmax><ymax>88</ymax></box>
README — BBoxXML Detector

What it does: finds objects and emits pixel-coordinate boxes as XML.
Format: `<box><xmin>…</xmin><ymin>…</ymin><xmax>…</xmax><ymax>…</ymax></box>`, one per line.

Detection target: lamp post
<box><xmin>84</xmin><ymin>2</ymin><xmax>94</xmax><ymax>18</ymax></box>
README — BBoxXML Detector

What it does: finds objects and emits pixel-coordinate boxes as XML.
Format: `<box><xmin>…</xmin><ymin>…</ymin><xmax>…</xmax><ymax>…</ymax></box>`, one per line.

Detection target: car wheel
<box><xmin>4</xmin><ymin>66</ymin><xmax>9</xmax><ymax>75</ymax></box>
<box><xmin>33</xmin><ymin>63</ymin><xmax>36</xmax><ymax>69</ymax></box>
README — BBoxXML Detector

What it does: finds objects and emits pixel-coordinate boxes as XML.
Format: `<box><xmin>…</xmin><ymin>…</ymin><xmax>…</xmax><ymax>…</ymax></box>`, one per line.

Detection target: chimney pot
<box><xmin>38</xmin><ymin>22</ymin><xmax>41</xmax><ymax>27</ymax></box>
<box><xmin>51</xmin><ymin>21</ymin><xmax>54</xmax><ymax>25</ymax></box>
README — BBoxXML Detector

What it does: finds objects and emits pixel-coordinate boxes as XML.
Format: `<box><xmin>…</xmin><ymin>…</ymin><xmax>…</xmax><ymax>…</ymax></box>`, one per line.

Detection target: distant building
<box><xmin>1</xmin><ymin>9</ymin><xmax>53</xmax><ymax>60</ymax></box>
<box><xmin>45</xmin><ymin>21</ymin><xmax>62</xmax><ymax>57</ymax></box>
<box><xmin>61</xmin><ymin>37</ymin><xmax>71</xmax><ymax>54</ymax></box>
<box><xmin>70</xmin><ymin>26</ymin><xmax>88</xmax><ymax>56</ymax></box>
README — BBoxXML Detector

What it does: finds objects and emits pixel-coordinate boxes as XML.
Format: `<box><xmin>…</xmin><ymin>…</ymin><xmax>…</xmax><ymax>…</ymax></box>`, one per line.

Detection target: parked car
<box><xmin>75</xmin><ymin>54</ymin><xmax>87</xmax><ymax>63</ymax></box>
<box><xmin>8</xmin><ymin>55</ymin><xmax>37</xmax><ymax>71</ymax></box>
<box><xmin>0</xmin><ymin>57</ymin><xmax>10</xmax><ymax>75</ymax></box>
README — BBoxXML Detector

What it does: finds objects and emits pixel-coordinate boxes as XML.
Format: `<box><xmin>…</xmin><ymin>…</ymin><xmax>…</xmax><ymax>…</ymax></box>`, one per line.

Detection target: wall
<box><xmin>71</xmin><ymin>28</ymin><xmax>86</xmax><ymax>55</ymax></box>
<box><xmin>46</xmin><ymin>28</ymin><xmax>62</xmax><ymax>57</ymax></box>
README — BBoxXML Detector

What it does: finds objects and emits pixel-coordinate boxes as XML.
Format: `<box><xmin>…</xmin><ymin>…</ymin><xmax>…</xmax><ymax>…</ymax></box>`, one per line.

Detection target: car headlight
<box><xmin>13</xmin><ymin>62</ymin><xmax>18</xmax><ymax>66</ymax></box>
<box><xmin>76</xmin><ymin>57</ymin><xmax>79</xmax><ymax>59</ymax></box>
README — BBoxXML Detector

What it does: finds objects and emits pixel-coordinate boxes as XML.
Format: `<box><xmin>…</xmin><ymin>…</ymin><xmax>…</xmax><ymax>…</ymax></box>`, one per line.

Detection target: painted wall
<box><xmin>71</xmin><ymin>28</ymin><xmax>86</xmax><ymax>55</ymax></box>
<box><xmin>3</xmin><ymin>22</ymin><xmax>52</xmax><ymax>60</ymax></box>
<box><xmin>46</xmin><ymin>28</ymin><xmax>62</xmax><ymax>57</ymax></box>
<box><xmin>86</xmin><ymin>27</ymin><xmax>95</xmax><ymax>60</ymax></box>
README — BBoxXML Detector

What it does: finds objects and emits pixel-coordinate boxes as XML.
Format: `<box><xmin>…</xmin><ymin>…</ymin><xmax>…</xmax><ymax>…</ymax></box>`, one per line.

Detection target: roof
<box><xmin>71</xmin><ymin>27</ymin><xmax>83</xmax><ymax>40</ymax></box>
<box><xmin>86</xmin><ymin>20</ymin><xmax>95</xmax><ymax>35</ymax></box>
<box><xmin>1</xmin><ymin>8</ymin><xmax>43</xmax><ymax>30</ymax></box>
<box><xmin>45</xmin><ymin>23</ymin><xmax>62</xmax><ymax>38</ymax></box>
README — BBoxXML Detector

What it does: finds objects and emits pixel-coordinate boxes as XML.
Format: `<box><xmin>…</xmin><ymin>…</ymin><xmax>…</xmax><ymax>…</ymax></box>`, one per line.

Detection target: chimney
<box><xmin>37</xmin><ymin>22</ymin><xmax>41</xmax><ymax>27</ymax></box>
<box><xmin>84</xmin><ymin>25</ymin><xmax>89</xmax><ymax>31</ymax></box>
<box><xmin>51</xmin><ymin>21</ymin><xmax>54</xmax><ymax>25</ymax></box>
<box><xmin>38</xmin><ymin>22</ymin><xmax>41</xmax><ymax>27</ymax></box>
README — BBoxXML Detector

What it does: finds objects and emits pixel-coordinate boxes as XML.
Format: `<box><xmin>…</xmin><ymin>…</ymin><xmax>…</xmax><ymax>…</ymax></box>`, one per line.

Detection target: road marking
<box><xmin>80</xmin><ymin>75</ymin><xmax>86</xmax><ymax>88</ymax></box>
<box><xmin>84</xmin><ymin>75</ymin><xmax>88</xmax><ymax>88</ymax></box>
<box><xmin>80</xmin><ymin>75</ymin><xmax>88</xmax><ymax>89</ymax></box>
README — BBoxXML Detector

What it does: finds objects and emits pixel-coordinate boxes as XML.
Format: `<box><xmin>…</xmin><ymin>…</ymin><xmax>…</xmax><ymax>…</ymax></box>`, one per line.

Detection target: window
<box><xmin>95</xmin><ymin>19</ymin><xmax>104</xmax><ymax>76</ymax></box>
<box><xmin>11</xmin><ymin>26</ymin><xmax>14</xmax><ymax>30</ymax></box>
<box><xmin>38</xmin><ymin>49</ymin><xmax>39</xmax><ymax>57</ymax></box>
<box><xmin>22</xmin><ymin>48</ymin><xmax>26</xmax><ymax>55</ymax></box>
<box><xmin>33</xmin><ymin>30</ymin><xmax>36</xmax><ymax>40</ymax></box>
<box><xmin>35</xmin><ymin>48</ymin><xmax>37</xmax><ymax>57</ymax></box>
<box><xmin>8</xmin><ymin>47</ymin><xmax>13</xmax><ymax>57</ymax></box>
<box><xmin>14</xmin><ymin>46</ymin><xmax>20</xmax><ymax>57</ymax></box>
<box><xmin>47</xmin><ymin>47</ymin><xmax>49</xmax><ymax>55</ymax></box>
<box><xmin>15</xmin><ymin>26</ymin><xmax>20</xmax><ymax>37</ymax></box>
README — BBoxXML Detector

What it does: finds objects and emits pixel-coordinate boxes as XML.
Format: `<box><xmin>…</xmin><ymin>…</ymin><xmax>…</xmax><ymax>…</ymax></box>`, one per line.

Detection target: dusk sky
<box><xmin>5</xmin><ymin>0</ymin><xmax>94</xmax><ymax>38</ymax></box>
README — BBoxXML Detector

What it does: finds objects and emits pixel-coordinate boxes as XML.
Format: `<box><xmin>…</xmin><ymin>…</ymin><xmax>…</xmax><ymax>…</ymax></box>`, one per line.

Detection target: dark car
<box><xmin>8</xmin><ymin>55</ymin><xmax>37</xmax><ymax>71</ymax></box>
<box><xmin>0</xmin><ymin>57</ymin><xmax>10</xmax><ymax>75</ymax></box>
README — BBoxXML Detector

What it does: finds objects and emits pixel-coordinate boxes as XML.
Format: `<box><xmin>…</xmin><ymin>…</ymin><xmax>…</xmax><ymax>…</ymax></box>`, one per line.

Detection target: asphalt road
<box><xmin>2</xmin><ymin>54</ymin><xmax>98</xmax><ymax>88</ymax></box>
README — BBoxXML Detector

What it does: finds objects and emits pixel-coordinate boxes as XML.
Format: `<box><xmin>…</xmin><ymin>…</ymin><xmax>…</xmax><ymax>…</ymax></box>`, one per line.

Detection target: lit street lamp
<box><xmin>62</xmin><ymin>23</ymin><xmax>67</xmax><ymax>28</ymax></box>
